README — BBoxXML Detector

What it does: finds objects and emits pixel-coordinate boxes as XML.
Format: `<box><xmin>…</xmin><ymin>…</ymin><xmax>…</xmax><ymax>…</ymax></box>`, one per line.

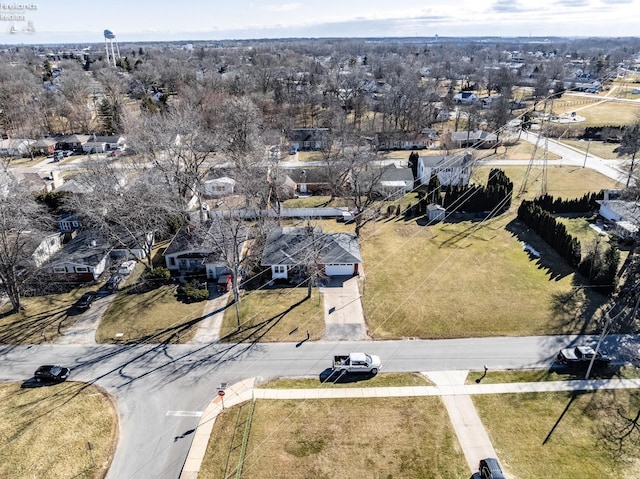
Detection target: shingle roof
<box><xmin>261</xmin><ymin>226</ymin><xmax>362</xmax><ymax>266</ymax></box>
<box><xmin>164</xmin><ymin>220</ymin><xmax>247</xmax><ymax>258</ymax></box>
<box><xmin>285</xmin><ymin>168</ymin><xmax>330</xmax><ymax>184</ymax></box>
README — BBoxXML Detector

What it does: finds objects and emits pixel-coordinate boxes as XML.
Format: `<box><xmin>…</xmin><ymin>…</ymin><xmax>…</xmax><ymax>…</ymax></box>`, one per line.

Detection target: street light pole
<box><xmin>582</xmin><ymin>139</ymin><xmax>591</xmax><ymax>168</ymax></box>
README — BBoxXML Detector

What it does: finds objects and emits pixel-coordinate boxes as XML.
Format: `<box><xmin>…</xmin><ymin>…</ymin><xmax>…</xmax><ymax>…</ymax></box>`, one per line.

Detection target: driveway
<box><xmin>321</xmin><ymin>276</ymin><xmax>368</xmax><ymax>341</ymax></box>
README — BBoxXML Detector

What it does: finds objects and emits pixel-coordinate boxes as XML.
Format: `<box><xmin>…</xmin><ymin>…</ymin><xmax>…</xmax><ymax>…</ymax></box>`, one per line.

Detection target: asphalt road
<box><xmin>2</xmin><ymin>334</ymin><xmax>640</xmax><ymax>479</ymax></box>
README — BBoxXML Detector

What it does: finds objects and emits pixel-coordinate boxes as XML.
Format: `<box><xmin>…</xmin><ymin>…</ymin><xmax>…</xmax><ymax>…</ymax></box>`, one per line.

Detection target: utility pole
<box><xmin>582</xmin><ymin>139</ymin><xmax>591</xmax><ymax>168</ymax></box>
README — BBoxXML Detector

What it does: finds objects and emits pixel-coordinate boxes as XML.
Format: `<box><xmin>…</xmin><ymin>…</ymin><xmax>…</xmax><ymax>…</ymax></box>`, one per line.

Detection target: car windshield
<box><xmin>50</xmin><ymin>366</ymin><xmax>61</xmax><ymax>375</ymax></box>
<box><xmin>365</xmin><ymin>354</ymin><xmax>372</xmax><ymax>363</ymax></box>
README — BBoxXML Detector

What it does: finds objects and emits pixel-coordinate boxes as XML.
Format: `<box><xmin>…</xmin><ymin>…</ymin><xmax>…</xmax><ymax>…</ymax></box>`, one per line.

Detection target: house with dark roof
<box><xmin>289</xmin><ymin>128</ymin><xmax>329</xmax><ymax>152</ymax></box>
<box><xmin>261</xmin><ymin>226</ymin><xmax>362</xmax><ymax>279</ymax></box>
<box><xmin>285</xmin><ymin>168</ymin><xmax>332</xmax><ymax>194</ymax></box>
<box><xmin>375</xmin><ymin>132</ymin><xmax>433</xmax><ymax>151</ymax></box>
<box><xmin>417</xmin><ymin>152</ymin><xmax>473</xmax><ymax>186</ymax></box>
<box><xmin>164</xmin><ymin>220</ymin><xmax>247</xmax><ymax>279</ymax></box>
<box><xmin>450</xmin><ymin>130</ymin><xmax>499</xmax><ymax>149</ymax></box>
<box><xmin>83</xmin><ymin>135</ymin><xmax>126</xmax><ymax>153</ymax></box>
<box><xmin>32</xmin><ymin>138</ymin><xmax>57</xmax><ymax>155</ymax></box>
<box><xmin>377</xmin><ymin>164</ymin><xmax>414</xmax><ymax>198</ymax></box>
<box><xmin>47</xmin><ymin>231</ymin><xmax>112</xmax><ymax>282</ymax></box>
<box><xmin>55</xmin><ymin>134</ymin><xmax>90</xmax><ymax>150</ymax></box>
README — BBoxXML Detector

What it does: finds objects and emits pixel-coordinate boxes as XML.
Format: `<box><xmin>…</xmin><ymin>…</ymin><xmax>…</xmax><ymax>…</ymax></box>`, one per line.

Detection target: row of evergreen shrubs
<box><xmin>518</xmin><ymin>201</ymin><xmax>582</xmax><ymax>267</ymax></box>
<box><xmin>531</xmin><ymin>192</ymin><xmax>601</xmax><ymax>214</ymax></box>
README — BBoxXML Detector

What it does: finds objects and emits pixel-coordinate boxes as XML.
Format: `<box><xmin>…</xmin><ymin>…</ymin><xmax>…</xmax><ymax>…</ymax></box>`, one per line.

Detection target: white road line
<box><xmin>166</xmin><ymin>411</ymin><xmax>203</xmax><ymax>417</ymax></box>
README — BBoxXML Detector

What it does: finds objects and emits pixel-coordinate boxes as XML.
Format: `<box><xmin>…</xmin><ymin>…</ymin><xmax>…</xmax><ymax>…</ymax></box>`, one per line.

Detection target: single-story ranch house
<box><xmin>261</xmin><ymin>226</ymin><xmax>362</xmax><ymax>279</ymax></box>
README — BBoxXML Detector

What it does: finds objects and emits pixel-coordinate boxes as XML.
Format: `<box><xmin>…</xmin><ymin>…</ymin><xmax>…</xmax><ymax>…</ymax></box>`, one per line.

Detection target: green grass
<box><xmin>220</xmin><ymin>288</ymin><xmax>325</xmax><ymax>342</ymax></box>
<box><xmin>259</xmin><ymin>373</ymin><xmax>432</xmax><ymax>388</ymax></box>
<box><xmin>96</xmin><ymin>283</ymin><xmax>206</xmax><ymax>343</ymax></box>
<box><xmin>0</xmin><ymin>382</ymin><xmax>117</xmax><ymax>479</ymax></box>
<box><xmin>474</xmin><ymin>390</ymin><xmax>640</xmax><ymax>479</ymax></box>
<box><xmin>199</xmin><ymin>397</ymin><xmax>467</xmax><ymax>479</ymax></box>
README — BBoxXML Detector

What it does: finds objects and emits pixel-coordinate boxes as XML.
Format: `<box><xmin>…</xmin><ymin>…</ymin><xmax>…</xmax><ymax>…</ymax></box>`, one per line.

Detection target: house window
<box><xmin>274</xmin><ymin>265</ymin><xmax>286</xmax><ymax>274</ymax></box>
<box><xmin>169</xmin><ymin>257</ymin><xmax>176</xmax><ymax>266</ymax></box>
<box><xmin>53</xmin><ymin>266</ymin><xmax>66</xmax><ymax>273</ymax></box>
<box><xmin>75</xmin><ymin>266</ymin><xmax>89</xmax><ymax>273</ymax></box>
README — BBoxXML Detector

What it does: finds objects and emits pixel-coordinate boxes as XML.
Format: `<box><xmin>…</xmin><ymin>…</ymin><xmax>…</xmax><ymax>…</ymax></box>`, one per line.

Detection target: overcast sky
<box><xmin>1</xmin><ymin>0</ymin><xmax>637</xmax><ymax>45</ymax></box>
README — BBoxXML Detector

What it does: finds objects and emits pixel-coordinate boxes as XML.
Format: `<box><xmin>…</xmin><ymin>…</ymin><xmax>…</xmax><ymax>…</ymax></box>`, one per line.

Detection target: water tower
<box><xmin>103</xmin><ymin>29</ymin><xmax>120</xmax><ymax>67</ymax></box>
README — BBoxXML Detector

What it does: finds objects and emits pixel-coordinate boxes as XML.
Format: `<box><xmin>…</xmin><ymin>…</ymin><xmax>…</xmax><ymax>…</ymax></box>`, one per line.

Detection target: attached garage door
<box><xmin>325</xmin><ymin>263</ymin><xmax>354</xmax><ymax>276</ymax></box>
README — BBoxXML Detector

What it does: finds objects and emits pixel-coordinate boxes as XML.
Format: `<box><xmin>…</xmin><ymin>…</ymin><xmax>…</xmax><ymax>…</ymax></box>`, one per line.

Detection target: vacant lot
<box><xmin>474</xmin><ymin>390</ymin><xmax>640</xmax><ymax>479</ymax></box>
<box><xmin>560</xmin><ymin>139</ymin><xmax>629</xmax><ymax>160</ymax></box>
<box><xmin>199</xmin><ymin>397</ymin><xmax>467</xmax><ymax>479</ymax></box>
<box><xmin>574</xmin><ymin>100</ymin><xmax>640</xmax><ymax>127</ymax></box>
<box><xmin>360</xmin><ymin>166</ymin><xmax>619</xmax><ymax>339</ymax></box>
<box><xmin>96</xmin><ymin>284</ymin><xmax>206</xmax><ymax>343</ymax></box>
<box><xmin>0</xmin><ymin>382</ymin><xmax>117</xmax><ymax>479</ymax></box>
<box><xmin>220</xmin><ymin>288</ymin><xmax>324</xmax><ymax>342</ymax></box>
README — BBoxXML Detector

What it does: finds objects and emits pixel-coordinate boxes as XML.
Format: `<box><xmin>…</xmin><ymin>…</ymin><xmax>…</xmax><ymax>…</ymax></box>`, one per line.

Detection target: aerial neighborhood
<box><xmin>1</xmin><ymin>24</ymin><xmax>640</xmax><ymax>479</ymax></box>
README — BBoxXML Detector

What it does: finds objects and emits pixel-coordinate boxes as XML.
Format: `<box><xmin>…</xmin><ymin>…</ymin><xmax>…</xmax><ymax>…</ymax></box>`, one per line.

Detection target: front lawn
<box><xmin>259</xmin><ymin>372</ymin><xmax>431</xmax><ymax>388</ymax></box>
<box><xmin>474</xmin><ymin>390</ymin><xmax>640</xmax><ymax>479</ymax></box>
<box><xmin>220</xmin><ymin>287</ymin><xmax>325</xmax><ymax>342</ymax></box>
<box><xmin>0</xmin><ymin>288</ymin><xmax>95</xmax><ymax>344</ymax></box>
<box><xmin>0</xmin><ymin>382</ymin><xmax>117</xmax><ymax>479</ymax></box>
<box><xmin>96</xmin><ymin>284</ymin><xmax>207</xmax><ymax>343</ymax></box>
<box><xmin>199</xmin><ymin>397</ymin><xmax>467</xmax><ymax>479</ymax></box>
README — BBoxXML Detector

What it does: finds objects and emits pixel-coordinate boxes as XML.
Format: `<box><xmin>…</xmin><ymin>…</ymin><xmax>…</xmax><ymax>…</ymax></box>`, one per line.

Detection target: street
<box><xmin>2</xmin><ymin>334</ymin><xmax>640</xmax><ymax>478</ymax></box>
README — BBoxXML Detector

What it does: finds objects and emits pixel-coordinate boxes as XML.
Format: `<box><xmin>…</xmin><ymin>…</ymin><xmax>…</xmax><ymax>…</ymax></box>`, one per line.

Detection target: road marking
<box><xmin>166</xmin><ymin>411</ymin><xmax>203</xmax><ymax>417</ymax></box>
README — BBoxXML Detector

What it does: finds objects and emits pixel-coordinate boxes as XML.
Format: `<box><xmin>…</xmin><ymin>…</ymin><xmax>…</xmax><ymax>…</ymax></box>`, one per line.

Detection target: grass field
<box><xmin>0</xmin><ymin>382</ymin><xmax>117</xmax><ymax>479</ymax></box>
<box><xmin>0</xmin><ymin>288</ymin><xmax>96</xmax><ymax>344</ymax></box>
<box><xmin>474</xmin><ymin>390</ymin><xmax>640</xmax><ymax>479</ymax></box>
<box><xmin>560</xmin><ymin>139</ymin><xmax>629</xmax><ymax>159</ymax></box>
<box><xmin>572</xmin><ymin>100</ymin><xmax>640</xmax><ymax>127</ymax></box>
<box><xmin>359</xmin><ymin>165</ymin><xmax>620</xmax><ymax>339</ymax></box>
<box><xmin>199</xmin><ymin>397</ymin><xmax>467</xmax><ymax>479</ymax></box>
<box><xmin>259</xmin><ymin>372</ymin><xmax>431</xmax><ymax>388</ymax></box>
<box><xmin>220</xmin><ymin>288</ymin><xmax>325</xmax><ymax>343</ymax></box>
<box><xmin>96</xmin><ymin>284</ymin><xmax>206</xmax><ymax>343</ymax></box>
<box><xmin>466</xmin><ymin>366</ymin><xmax>640</xmax><ymax>384</ymax></box>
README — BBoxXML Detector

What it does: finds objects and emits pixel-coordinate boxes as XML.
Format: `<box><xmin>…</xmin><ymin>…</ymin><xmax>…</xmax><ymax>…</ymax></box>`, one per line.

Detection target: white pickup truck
<box><xmin>333</xmin><ymin>352</ymin><xmax>381</xmax><ymax>374</ymax></box>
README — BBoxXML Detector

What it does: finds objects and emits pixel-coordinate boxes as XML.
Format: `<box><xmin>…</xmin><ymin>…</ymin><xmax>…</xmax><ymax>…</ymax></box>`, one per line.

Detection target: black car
<box><xmin>479</xmin><ymin>458</ymin><xmax>505</xmax><ymax>479</ymax></box>
<box><xmin>34</xmin><ymin>365</ymin><xmax>71</xmax><ymax>383</ymax></box>
<box><xmin>75</xmin><ymin>291</ymin><xmax>97</xmax><ymax>310</ymax></box>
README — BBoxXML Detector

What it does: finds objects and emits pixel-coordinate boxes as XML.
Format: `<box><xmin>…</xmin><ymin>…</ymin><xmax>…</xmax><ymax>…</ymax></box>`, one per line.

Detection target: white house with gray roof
<box><xmin>417</xmin><ymin>152</ymin><xmax>473</xmax><ymax>186</ymax></box>
<box><xmin>261</xmin><ymin>226</ymin><xmax>362</xmax><ymax>279</ymax></box>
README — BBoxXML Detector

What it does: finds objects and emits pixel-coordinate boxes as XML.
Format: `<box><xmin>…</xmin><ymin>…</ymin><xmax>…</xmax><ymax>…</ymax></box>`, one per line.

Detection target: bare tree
<box><xmin>0</xmin><ymin>172</ymin><xmax>53</xmax><ymax>313</ymax></box>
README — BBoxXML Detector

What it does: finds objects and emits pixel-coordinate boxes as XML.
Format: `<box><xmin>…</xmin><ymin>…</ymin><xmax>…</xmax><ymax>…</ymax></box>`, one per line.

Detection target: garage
<box><xmin>325</xmin><ymin>263</ymin><xmax>354</xmax><ymax>276</ymax></box>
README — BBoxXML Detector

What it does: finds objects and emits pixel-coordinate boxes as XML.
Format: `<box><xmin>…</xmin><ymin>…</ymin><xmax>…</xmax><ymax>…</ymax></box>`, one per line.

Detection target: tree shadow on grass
<box><xmin>318</xmin><ymin>368</ymin><xmax>377</xmax><ymax>384</ymax></box>
<box><xmin>0</xmin><ymin>305</ymin><xmax>70</xmax><ymax>344</ymax></box>
<box><xmin>505</xmin><ymin>218</ymin><xmax>575</xmax><ymax>282</ymax></box>
<box><xmin>550</xmin><ymin>283</ymin><xmax>609</xmax><ymax>335</ymax></box>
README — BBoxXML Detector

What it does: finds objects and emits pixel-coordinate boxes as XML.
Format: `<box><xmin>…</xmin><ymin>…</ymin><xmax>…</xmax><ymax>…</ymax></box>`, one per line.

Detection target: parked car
<box><xmin>34</xmin><ymin>365</ymin><xmax>71</xmax><ymax>383</ymax></box>
<box><xmin>479</xmin><ymin>458</ymin><xmax>505</xmax><ymax>479</ymax></box>
<box><xmin>105</xmin><ymin>274</ymin><xmax>123</xmax><ymax>291</ymax></box>
<box><xmin>333</xmin><ymin>352</ymin><xmax>381</xmax><ymax>374</ymax></box>
<box><xmin>75</xmin><ymin>291</ymin><xmax>97</xmax><ymax>310</ymax></box>
<box><xmin>556</xmin><ymin>345</ymin><xmax>611</xmax><ymax>368</ymax></box>
<box><xmin>118</xmin><ymin>260</ymin><xmax>136</xmax><ymax>275</ymax></box>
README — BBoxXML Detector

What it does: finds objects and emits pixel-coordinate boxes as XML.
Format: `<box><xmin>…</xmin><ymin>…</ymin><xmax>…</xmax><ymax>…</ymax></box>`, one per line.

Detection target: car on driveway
<box><xmin>34</xmin><ymin>365</ymin><xmax>71</xmax><ymax>383</ymax></box>
<box><xmin>556</xmin><ymin>345</ymin><xmax>611</xmax><ymax>368</ymax></box>
<box><xmin>75</xmin><ymin>291</ymin><xmax>97</xmax><ymax>310</ymax></box>
<box><xmin>105</xmin><ymin>274</ymin><xmax>123</xmax><ymax>292</ymax></box>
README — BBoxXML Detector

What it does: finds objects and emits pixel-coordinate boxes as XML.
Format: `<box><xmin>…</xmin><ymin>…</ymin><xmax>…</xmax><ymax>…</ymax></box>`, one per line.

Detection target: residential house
<box><xmin>598</xmin><ymin>200</ymin><xmax>640</xmax><ymax>241</ymax></box>
<box><xmin>32</xmin><ymin>138</ymin><xmax>57</xmax><ymax>155</ymax></box>
<box><xmin>47</xmin><ymin>232</ymin><xmax>112</xmax><ymax>282</ymax></box>
<box><xmin>0</xmin><ymin>138</ymin><xmax>34</xmax><ymax>157</ymax></box>
<box><xmin>417</xmin><ymin>152</ymin><xmax>473</xmax><ymax>186</ymax></box>
<box><xmin>453</xmin><ymin>92</ymin><xmax>478</xmax><ymax>104</ymax></box>
<box><xmin>376</xmin><ymin>132</ymin><xmax>433</xmax><ymax>151</ymax></box>
<box><xmin>164</xmin><ymin>220</ymin><xmax>247</xmax><ymax>280</ymax></box>
<box><xmin>203</xmin><ymin>177</ymin><xmax>236</xmax><ymax>198</ymax></box>
<box><xmin>261</xmin><ymin>226</ymin><xmax>362</xmax><ymax>279</ymax></box>
<box><xmin>27</xmin><ymin>232</ymin><xmax>65</xmax><ymax>268</ymax></box>
<box><xmin>83</xmin><ymin>135</ymin><xmax>126</xmax><ymax>153</ymax></box>
<box><xmin>285</xmin><ymin>168</ymin><xmax>331</xmax><ymax>194</ymax></box>
<box><xmin>377</xmin><ymin>164</ymin><xmax>414</xmax><ymax>199</ymax></box>
<box><xmin>451</xmin><ymin>130</ymin><xmax>499</xmax><ymax>149</ymax></box>
<box><xmin>58</xmin><ymin>213</ymin><xmax>81</xmax><ymax>232</ymax></box>
<box><xmin>55</xmin><ymin>134</ymin><xmax>90</xmax><ymax>151</ymax></box>
<box><xmin>290</xmin><ymin>128</ymin><xmax>329</xmax><ymax>152</ymax></box>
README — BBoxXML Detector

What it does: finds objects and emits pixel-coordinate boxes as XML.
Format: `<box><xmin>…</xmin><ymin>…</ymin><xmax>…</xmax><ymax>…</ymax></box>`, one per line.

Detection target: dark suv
<box><xmin>75</xmin><ymin>291</ymin><xmax>97</xmax><ymax>310</ymax></box>
<box><xmin>105</xmin><ymin>274</ymin><xmax>123</xmax><ymax>292</ymax></box>
<box><xmin>479</xmin><ymin>458</ymin><xmax>505</xmax><ymax>479</ymax></box>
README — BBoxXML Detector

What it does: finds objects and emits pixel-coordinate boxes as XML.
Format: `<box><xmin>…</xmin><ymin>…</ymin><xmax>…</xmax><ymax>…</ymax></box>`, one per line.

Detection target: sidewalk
<box><xmin>180</xmin><ymin>374</ymin><xmax>640</xmax><ymax>478</ymax></box>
